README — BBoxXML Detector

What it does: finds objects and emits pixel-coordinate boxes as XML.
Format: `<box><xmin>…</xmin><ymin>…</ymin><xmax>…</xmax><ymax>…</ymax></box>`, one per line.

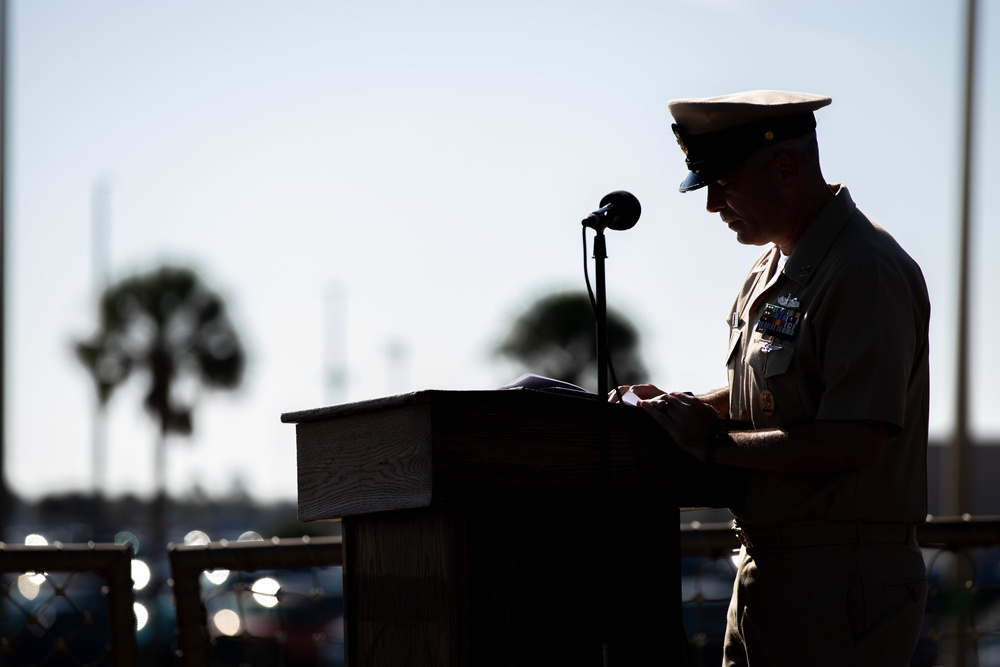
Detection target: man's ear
<box><xmin>773</xmin><ymin>149</ymin><xmax>799</xmax><ymax>183</ymax></box>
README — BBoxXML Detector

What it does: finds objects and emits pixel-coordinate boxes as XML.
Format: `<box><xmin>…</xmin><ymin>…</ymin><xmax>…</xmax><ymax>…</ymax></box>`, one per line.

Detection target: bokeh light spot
<box><xmin>213</xmin><ymin>609</ymin><xmax>241</xmax><ymax>636</ymax></box>
<box><xmin>204</xmin><ymin>569</ymin><xmax>230</xmax><ymax>586</ymax></box>
<box><xmin>17</xmin><ymin>574</ymin><xmax>42</xmax><ymax>600</ymax></box>
<box><xmin>115</xmin><ymin>531</ymin><xmax>140</xmax><ymax>556</ymax></box>
<box><xmin>134</xmin><ymin>603</ymin><xmax>149</xmax><ymax>631</ymax></box>
<box><xmin>251</xmin><ymin>577</ymin><xmax>280</xmax><ymax>608</ymax></box>
<box><xmin>131</xmin><ymin>560</ymin><xmax>151</xmax><ymax>590</ymax></box>
<box><xmin>184</xmin><ymin>530</ymin><xmax>210</xmax><ymax>546</ymax></box>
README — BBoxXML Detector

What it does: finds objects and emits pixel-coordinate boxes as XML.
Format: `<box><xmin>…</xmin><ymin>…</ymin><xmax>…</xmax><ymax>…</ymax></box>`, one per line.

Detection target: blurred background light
<box><xmin>114</xmin><ymin>531</ymin><xmax>140</xmax><ymax>556</ymax></box>
<box><xmin>131</xmin><ymin>559</ymin><xmax>151</xmax><ymax>590</ymax></box>
<box><xmin>134</xmin><ymin>602</ymin><xmax>149</xmax><ymax>632</ymax></box>
<box><xmin>250</xmin><ymin>576</ymin><xmax>280</xmax><ymax>608</ymax></box>
<box><xmin>203</xmin><ymin>568</ymin><xmax>230</xmax><ymax>586</ymax></box>
<box><xmin>16</xmin><ymin>573</ymin><xmax>41</xmax><ymax>600</ymax></box>
<box><xmin>183</xmin><ymin>530</ymin><xmax>210</xmax><ymax>546</ymax></box>
<box><xmin>213</xmin><ymin>609</ymin><xmax>241</xmax><ymax>637</ymax></box>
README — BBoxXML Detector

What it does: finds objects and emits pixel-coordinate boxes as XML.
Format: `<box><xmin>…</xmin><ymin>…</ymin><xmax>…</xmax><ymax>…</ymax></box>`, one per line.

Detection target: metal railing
<box><xmin>0</xmin><ymin>541</ymin><xmax>137</xmax><ymax>666</ymax></box>
<box><xmin>679</xmin><ymin>516</ymin><xmax>1000</xmax><ymax>667</ymax></box>
<box><xmin>168</xmin><ymin>535</ymin><xmax>344</xmax><ymax>667</ymax></box>
<box><xmin>3</xmin><ymin>518</ymin><xmax>1000</xmax><ymax>666</ymax></box>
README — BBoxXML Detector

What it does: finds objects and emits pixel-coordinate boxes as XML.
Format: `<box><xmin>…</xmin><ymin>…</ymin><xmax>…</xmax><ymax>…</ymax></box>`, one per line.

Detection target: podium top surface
<box><xmin>285</xmin><ymin>389</ymin><xmax>744</xmax><ymax>521</ymax></box>
<box><xmin>282</xmin><ymin>389</ymin><xmax>520</xmax><ymax>424</ymax></box>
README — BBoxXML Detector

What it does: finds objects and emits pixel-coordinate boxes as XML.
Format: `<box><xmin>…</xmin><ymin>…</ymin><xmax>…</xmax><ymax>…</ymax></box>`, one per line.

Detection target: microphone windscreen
<box><xmin>600</xmin><ymin>191</ymin><xmax>641</xmax><ymax>231</ymax></box>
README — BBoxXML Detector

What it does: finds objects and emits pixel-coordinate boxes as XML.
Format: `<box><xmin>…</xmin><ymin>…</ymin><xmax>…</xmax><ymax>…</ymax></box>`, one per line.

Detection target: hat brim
<box><xmin>678</xmin><ymin>159</ymin><xmax>740</xmax><ymax>193</ymax></box>
<box><xmin>679</xmin><ymin>170</ymin><xmax>710</xmax><ymax>193</ymax></box>
<box><xmin>677</xmin><ymin>147</ymin><xmax>747</xmax><ymax>193</ymax></box>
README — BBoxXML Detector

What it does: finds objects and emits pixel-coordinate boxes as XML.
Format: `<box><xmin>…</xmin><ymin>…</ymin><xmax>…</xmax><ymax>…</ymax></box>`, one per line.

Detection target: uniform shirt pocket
<box><xmin>745</xmin><ymin>341</ymin><xmax>804</xmax><ymax>423</ymax></box>
<box><xmin>746</xmin><ymin>339</ymin><xmax>795</xmax><ymax>378</ymax></box>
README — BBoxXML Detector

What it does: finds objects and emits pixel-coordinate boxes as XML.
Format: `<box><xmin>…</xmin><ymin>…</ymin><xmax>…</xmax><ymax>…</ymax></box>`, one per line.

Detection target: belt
<box><xmin>732</xmin><ymin>521</ymin><xmax>917</xmax><ymax>550</ymax></box>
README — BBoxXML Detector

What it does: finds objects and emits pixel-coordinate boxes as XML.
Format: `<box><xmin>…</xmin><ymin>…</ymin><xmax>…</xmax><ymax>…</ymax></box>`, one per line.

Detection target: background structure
<box><xmin>3</xmin><ymin>0</ymin><xmax>997</xmax><ymax>506</ymax></box>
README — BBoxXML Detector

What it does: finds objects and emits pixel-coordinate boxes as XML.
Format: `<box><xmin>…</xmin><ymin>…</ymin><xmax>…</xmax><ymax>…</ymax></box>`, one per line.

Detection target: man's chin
<box><xmin>732</xmin><ymin>231</ymin><xmax>769</xmax><ymax>247</ymax></box>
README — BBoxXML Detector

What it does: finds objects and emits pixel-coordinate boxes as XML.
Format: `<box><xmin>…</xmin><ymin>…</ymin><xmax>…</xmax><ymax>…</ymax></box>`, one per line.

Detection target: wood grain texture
<box><xmin>296</xmin><ymin>403</ymin><xmax>434</xmax><ymax>521</ymax></box>
<box><xmin>344</xmin><ymin>510</ymin><xmax>466</xmax><ymax>667</ymax></box>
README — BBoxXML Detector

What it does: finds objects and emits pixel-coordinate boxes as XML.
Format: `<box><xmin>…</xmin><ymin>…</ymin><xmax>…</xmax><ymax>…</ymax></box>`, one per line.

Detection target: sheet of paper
<box><xmin>621</xmin><ymin>389</ymin><xmax>641</xmax><ymax>406</ymax></box>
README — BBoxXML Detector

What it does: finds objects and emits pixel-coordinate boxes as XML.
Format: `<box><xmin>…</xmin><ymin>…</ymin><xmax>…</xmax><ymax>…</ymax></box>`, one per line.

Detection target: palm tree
<box><xmin>494</xmin><ymin>291</ymin><xmax>647</xmax><ymax>391</ymax></box>
<box><xmin>74</xmin><ymin>265</ymin><xmax>246</xmax><ymax>550</ymax></box>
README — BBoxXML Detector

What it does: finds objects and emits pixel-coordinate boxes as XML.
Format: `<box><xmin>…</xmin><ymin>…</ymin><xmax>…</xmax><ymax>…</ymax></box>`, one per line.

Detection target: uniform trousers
<box><xmin>722</xmin><ymin>538</ymin><xmax>927</xmax><ymax>667</ymax></box>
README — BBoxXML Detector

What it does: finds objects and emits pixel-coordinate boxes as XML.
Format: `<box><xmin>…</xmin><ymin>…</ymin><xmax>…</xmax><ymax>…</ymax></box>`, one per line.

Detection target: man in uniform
<box><xmin>614</xmin><ymin>90</ymin><xmax>930</xmax><ymax>666</ymax></box>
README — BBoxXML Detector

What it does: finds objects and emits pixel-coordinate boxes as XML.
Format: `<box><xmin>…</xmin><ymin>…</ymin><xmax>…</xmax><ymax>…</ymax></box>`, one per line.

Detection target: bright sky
<box><xmin>5</xmin><ymin>1</ymin><xmax>999</xmax><ymax>503</ymax></box>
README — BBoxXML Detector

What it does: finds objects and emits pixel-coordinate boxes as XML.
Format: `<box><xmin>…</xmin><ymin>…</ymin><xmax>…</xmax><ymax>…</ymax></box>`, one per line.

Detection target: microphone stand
<box><xmin>590</xmin><ymin>226</ymin><xmax>614</xmax><ymax>666</ymax></box>
<box><xmin>593</xmin><ymin>229</ymin><xmax>610</xmax><ymax>399</ymax></box>
<box><xmin>582</xmin><ymin>191</ymin><xmax>639</xmax><ymax>666</ymax></box>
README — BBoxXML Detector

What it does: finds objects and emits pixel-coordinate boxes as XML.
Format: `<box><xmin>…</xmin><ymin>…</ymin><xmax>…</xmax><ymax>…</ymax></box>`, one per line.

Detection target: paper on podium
<box><xmin>498</xmin><ymin>373</ymin><xmax>595</xmax><ymax>397</ymax></box>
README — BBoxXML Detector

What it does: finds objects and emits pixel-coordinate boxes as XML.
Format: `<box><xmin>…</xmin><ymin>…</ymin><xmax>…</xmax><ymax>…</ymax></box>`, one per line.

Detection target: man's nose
<box><xmin>705</xmin><ymin>183</ymin><xmax>725</xmax><ymax>213</ymax></box>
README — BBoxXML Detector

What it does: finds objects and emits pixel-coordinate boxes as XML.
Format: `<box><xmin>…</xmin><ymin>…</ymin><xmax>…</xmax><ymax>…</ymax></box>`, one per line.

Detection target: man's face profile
<box><xmin>705</xmin><ymin>154</ymin><xmax>784</xmax><ymax>248</ymax></box>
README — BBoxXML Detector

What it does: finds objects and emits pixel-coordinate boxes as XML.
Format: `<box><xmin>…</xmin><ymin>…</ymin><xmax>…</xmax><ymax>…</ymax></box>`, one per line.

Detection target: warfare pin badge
<box><xmin>777</xmin><ymin>294</ymin><xmax>800</xmax><ymax>308</ymax></box>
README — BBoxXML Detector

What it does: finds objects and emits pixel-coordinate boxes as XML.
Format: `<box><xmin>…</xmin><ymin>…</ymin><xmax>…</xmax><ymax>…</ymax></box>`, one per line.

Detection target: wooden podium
<box><xmin>283</xmin><ymin>389</ymin><xmax>743</xmax><ymax>666</ymax></box>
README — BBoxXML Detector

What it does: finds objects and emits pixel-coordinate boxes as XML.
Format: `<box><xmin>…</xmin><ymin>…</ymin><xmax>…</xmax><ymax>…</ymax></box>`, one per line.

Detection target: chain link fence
<box><xmin>0</xmin><ymin>542</ymin><xmax>137</xmax><ymax>666</ymax></box>
<box><xmin>168</xmin><ymin>535</ymin><xmax>343</xmax><ymax>667</ymax></box>
<box><xmin>3</xmin><ymin>519</ymin><xmax>1000</xmax><ymax>665</ymax></box>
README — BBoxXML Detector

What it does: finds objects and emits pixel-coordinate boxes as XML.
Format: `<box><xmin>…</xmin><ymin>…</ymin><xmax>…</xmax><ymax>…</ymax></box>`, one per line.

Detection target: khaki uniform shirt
<box><xmin>727</xmin><ymin>185</ymin><xmax>930</xmax><ymax>527</ymax></box>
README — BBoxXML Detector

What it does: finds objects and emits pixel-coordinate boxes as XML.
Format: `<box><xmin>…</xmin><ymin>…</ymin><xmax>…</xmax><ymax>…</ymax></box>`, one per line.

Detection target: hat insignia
<box><xmin>672</xmin><ymin>128</ymin><xmax>689</xmax><ymax>156</ymax></box>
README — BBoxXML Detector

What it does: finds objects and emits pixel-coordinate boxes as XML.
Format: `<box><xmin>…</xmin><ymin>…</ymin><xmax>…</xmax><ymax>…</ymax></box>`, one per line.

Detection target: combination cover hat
<box><xmin>668</xmin><ymin>90</ymin><xmax>832</xmax><ymax>192</ymax></box>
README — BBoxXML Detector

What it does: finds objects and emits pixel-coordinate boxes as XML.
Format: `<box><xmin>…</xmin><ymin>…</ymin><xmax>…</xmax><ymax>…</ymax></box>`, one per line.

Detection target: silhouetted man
<box><xmin>615</xmin><ymin>90</ymin><xmax>929</xmax><ymax>666</ymax></box>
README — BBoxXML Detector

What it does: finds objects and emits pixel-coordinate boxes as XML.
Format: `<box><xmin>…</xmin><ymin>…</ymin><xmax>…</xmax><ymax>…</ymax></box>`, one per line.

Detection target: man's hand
<box><xmin>638</xmin><ymin>392</ymin><xmax>721</xmax><ymax>462</ymax></box>
<box><xmin>608</xmin><ymin>383</ymin><xmax>666</xmax><ymax>403</ymax></box>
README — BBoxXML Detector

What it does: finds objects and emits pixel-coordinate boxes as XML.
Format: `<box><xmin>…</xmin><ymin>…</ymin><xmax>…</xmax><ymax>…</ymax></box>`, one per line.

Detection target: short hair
<box><xmin>750</xmin><ymin>130</ymin><xmax>822</xmax><ymax>180</ymax></box>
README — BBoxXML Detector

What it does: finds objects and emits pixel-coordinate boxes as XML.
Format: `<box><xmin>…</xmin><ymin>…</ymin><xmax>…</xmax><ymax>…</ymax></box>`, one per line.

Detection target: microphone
<box><xmin>582</xmin><ymin>190</ymin><xmax>641</xmax><ymax>231</ymax></box>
